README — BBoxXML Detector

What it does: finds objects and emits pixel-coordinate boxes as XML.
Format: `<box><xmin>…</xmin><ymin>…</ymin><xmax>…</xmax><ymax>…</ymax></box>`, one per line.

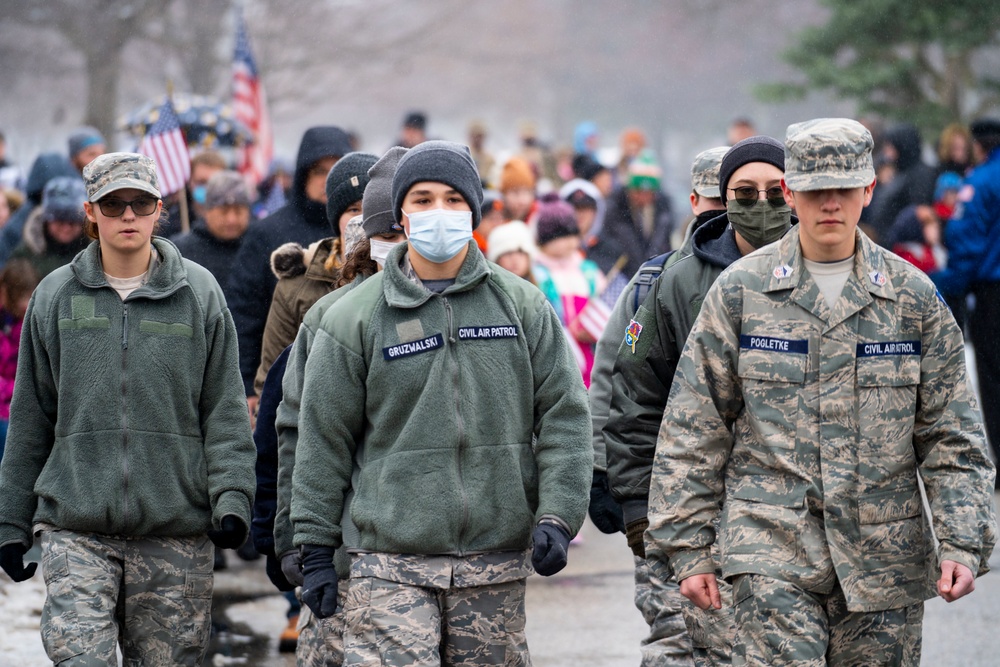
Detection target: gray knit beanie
<box><xmin>362</xmin><ymin>147</ymin><xmax>407</xmax><ymax>238</ymax></box>
<box><xmin>717</xmin><ymin>136</ymin><xmax>785</xmax><ymax>202</ymax></box>
<box><xmin>325</xmin><ymin>152</ymin><xmax>378</xmax><ymax>234</ymax></box>
<box><xmin>391</xmin><ymin>140</ymin><xmax>483</xmax><ymax>229</ymax></box>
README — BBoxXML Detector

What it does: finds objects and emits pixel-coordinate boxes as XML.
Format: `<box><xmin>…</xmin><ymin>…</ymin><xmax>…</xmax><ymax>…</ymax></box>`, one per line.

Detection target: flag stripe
<box><xmin>233</xmin><ymin>12</ymin><xmax>272</xmax><ymax>185</ymax></box>
<box><xmin>138</xmin><ymin>98</ymin><xmax>190</xmax><ymax>197</ymax></box>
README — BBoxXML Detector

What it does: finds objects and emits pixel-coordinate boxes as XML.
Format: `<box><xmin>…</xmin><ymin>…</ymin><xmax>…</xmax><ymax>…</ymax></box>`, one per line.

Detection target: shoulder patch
<box><xmin>624</xmin><ymin>319</ymin><xmax>643</xmax><ymax>353</ymax></box>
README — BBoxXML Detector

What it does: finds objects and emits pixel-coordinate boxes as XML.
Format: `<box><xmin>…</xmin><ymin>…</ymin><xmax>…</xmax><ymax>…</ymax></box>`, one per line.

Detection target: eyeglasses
<box><xmin>97</xmin><ymin>196</ymin><xmax>159</xmax><ymax>217</ymax></box>
<box><xmin>728</xmin><ymin>186</ymin><xmax>786</xmax><ymax>207</ymax></box>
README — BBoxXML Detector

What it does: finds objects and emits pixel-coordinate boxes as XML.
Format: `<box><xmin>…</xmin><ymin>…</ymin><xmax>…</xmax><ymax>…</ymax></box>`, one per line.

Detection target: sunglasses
<box><xmin>728</xmin><ymin>186</ymin><xmax>786</xmax><ymax>207</ymax></box>
<box><xmin>97</xmin><ymin>196</ymin><xmax>159</xmax><ymax>217</ymax></box>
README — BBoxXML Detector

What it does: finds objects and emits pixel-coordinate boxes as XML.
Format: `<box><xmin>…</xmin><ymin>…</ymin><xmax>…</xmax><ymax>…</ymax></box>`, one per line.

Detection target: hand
<box><xmin>588</xmin><ymin>471</ymin><xmax>625</xmax><ymax>534</ymax></box>
<box><xmin>300</xmin><ymin>546</ymin><xmax>339</xmax><ymax>619</ymax></box>
<box><xmin>531</xmin><ymin>522</ymin><xmax>572</xmax><ymax>576</ymax></box>
<box><xmin>679</xmin><ymin>573</ymin><xmax>722</xmax><ymax>610</ymax></box>
<box><xmin>265</xmin><ymin>553</ymin><xmax>295</xmax><ymax>592</ymax></box>
<box><xmin>938</xmin><ymin>559</ymin><xmax>976</xmax><ymax>602</ymax></box>
<box><xmin>281</xmin><ymin>549</ymin><xmax>304</xmax><ymax>587</ymax></box>
<box><xmin>625</xmin><ymin>518</ymin><xmax>649</xmax><ymax>559</ymax></box>
<box><xmin>208</xmin><ymin>515</ymin><xmax>248</xmax><ymax>550</ymax></box>
<box><xmin>0</xmin><ymin>543</ymin><xmax>37</xmax><ymax>582</ymax></box>
<box><xmin>247</xmin><ymin>395</ymin><xmax>259</xmax><ymax>430</ymax></box>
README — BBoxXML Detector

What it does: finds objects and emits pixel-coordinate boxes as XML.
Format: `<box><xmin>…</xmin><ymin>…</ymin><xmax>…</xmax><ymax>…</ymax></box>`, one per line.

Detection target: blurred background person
<box><xmin>487</xmin><ymin>219</ymin><xmax>536</xmax><ymax>283</ymax></box>
<box><xmin>0</xmin><ymin>257</ymin><xmax>39</xmax><ymax>460</ymax></box>
<box><xmin>67</xmin><ymin>126</ymin><xmax>107</xmax><ymax>175</ymax></box>
<box><xmin>615</xmin><ymin>127</ymin><xmax>647</xmax><ymax>187</ymax></box>
<box><xmin>467</xmin><ymin>120</ymin><xmax>495</xmax><ymax>187</ymax></box>
<box><xmin>868</xmin><ymin>122</ymin><xmax>937</xmax><ymax>245</ymax></box>
<box><xmin>10</xmin><ymin>176</ymin><xmax>89</xmax><ymax>278</ymax></box>
<box><xmin>394</xmin><ymin>110</ymin><xmax>428</xmax><ymax>148</ymax></box>
<box><xmin>473</xmin><ymin>189</ymin><xmax>505</xmax><ymax>252</ymax></box>
<box><xmin>173</xmin><ymin>170</ymin><xmax>253</xmax><ymax>307</ymax></box>
<box><xmin>0</xmin><ymin>152</ymin><xmax>76</xmax><ymax>267</ymax></box>
<box><xmin>500</xmin><ymin>156</ymin><xmax>537</xmax><ymax>223</ymax></box>
<box><xmin>0</xmin><ymin>188</ymin><xmax>24</xmax><ymax>231</ymax></box>
<box><xmin>937</xmin><ymin>122</ymin><xmax>973</xmax><ymax>175</ymax></box>
<box><xmin>0</xmin><ymin>130</ymin><xmax>25</xmax><ymax>191</ymax></box>
<box><xmin>726</xmin><ymin>116</ymin><xmax>757</xmax><ymax>145</ymax></box>
<box><xmin>602</xmin><ymin>149</ymin><xmax>674</xmax><ymax>277</ymax></box>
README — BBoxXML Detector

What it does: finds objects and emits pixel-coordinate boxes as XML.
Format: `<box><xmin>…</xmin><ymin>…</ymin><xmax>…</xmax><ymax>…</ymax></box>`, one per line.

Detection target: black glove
<box><xmin>300</xmin><ymin>545</ymin><xmax>339</xmax><ymax>619</ymax></box>
<box><xmin>0</xmin><ymin>543</ymin><xmax>37</xmax><ymax>582</ymax></box>
<box><xmin>281</xmin><ymin>550</ymin><xmax>304</xmax><ymax>587</ymax></box>
<box><xmin>588</xmin><ymin>470</ymin><xmax>625</xmax><ymax>534</ymax></box>
<box><xmin>626</xmin><ymin>517</ymin><xmax>649</xmax><ymax>559</ymax></box>
<box><xmin>208</xmin><ymin>515</ymin><xmax>248</xmax><ymax>550</ymax></box>
<box><xmin>265</xmin><ymin>553</ymin><xmax>295</xmax><ymax>592</ymax></box>
<box><xmin>531</xmin><ymin>522</ymin><xmax>572</xmax><ymax>576</ymax></box>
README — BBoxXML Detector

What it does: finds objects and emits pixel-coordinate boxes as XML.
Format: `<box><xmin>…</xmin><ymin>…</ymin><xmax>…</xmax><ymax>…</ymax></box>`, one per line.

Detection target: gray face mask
<box><xmin>726</xmin><ymin>198</ymin><xmax>791</xmax><ymax>249</ymax></box>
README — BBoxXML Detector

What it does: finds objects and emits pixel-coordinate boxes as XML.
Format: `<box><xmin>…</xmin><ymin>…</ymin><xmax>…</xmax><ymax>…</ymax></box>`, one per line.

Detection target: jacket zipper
<box><xmin>443</xmin><ymin>297</ymin><xmax>469</xmax><ymax>554</ymax></box>
<box><xmin>121</xmin><ymin>304</ymin><xmax>130</xmax><ymax>531</ymax></box>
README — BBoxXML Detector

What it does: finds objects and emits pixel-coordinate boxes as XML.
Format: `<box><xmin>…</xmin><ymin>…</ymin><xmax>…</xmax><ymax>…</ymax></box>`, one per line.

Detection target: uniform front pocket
<box><xmin>856</xmin><ymin>353</ymin><xmax>920</xmax><ymax>462</ymax></box>
<box><xmin>737</xmin><ymin>346</ymin><xmax>807</xmax><ymax>450</ymax></box>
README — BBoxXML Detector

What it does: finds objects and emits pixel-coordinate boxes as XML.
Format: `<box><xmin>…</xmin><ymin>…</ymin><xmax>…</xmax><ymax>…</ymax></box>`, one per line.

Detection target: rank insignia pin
<box><xmin>869</xmin><ymin>270</ymin><xmax>886</xmax><ymax>287</ymax></box>
<box><xmin>773</xmin><ymin>264</ymin><xmax>793</xmax><ymax>279</ymax></box>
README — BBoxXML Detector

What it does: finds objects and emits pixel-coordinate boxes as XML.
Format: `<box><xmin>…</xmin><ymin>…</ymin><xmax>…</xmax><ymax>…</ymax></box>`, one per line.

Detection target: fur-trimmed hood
<box><xmin>270</xmin><ymin>236</ymin><xmax>341</xmax><ymax>282</ymax></box>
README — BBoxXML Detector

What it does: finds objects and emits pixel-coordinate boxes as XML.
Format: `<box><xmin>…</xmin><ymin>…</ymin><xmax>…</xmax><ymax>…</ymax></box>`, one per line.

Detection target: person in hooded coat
<box><xmin>226</xmin><ymin>126</ymin><xmax>353</xmax><ymax>413</ymax></box>
<box><xmin>867</xmin><ymin>122</ymin><xmax>937</xmax><ymax>245</ymax></box>
<box><xmin>0</xmin><ymin>152</ymin><xmax>77</xmax><ymax>267</ymax></box>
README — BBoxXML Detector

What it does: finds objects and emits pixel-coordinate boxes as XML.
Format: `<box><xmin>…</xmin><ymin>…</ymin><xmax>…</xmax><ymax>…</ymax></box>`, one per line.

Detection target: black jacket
<box><xmin>251</xmin><ymin>344</ymin><xmax>291</xmax><ymax>558</ymax></box>
<box><xmin>601</xmin><ymin>186</ymin><xmax>674</xmax><ymax>278</ymax></box>
<box><xmin>172</xmin><ymin>220</ymin><xmax>245</xmax><ymax>306</ymax></box>
<box><xmin>868</xmin><ymin>123</ymin><xmax>937</xmax><ymax>245</ymax></box>
<box><xmin>227</xmin><ymin>126</ymin><xmax>352</xmax><ymax>394</ymax></box>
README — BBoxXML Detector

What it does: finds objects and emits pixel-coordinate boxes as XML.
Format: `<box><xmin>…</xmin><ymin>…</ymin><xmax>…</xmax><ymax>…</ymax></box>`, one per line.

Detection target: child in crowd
<box><xmin>487</xmin><ymin>219</ymin><xmax>536</xmax><ymax>283</ymax></box>
<box><xmin>0</xmin><ymin>258</ymin><xmax>39</xmax><ymax>458</ymax></box>
<box><xmin>531</xmin><ymin>194</ymin><xmax>605</xmax><ymax>386</ymax></box>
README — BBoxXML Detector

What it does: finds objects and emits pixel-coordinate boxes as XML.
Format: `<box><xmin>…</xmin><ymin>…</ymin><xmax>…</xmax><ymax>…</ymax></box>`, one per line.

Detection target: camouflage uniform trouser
<box><xmin>731</xmin><ymin>574</ymin><xmax>923</xmax><ymax>667</ymax></box>
<box><xmin>38</xmin><ymin>528</ymin><xmax>214</xmax><ymax>666</ymax></box>
<box><xmin>635</xmin><ymin>557</ymin><xmax>734</xmax><ymax>666</ymax></box>
<box><xmin>295</xmin><ymin>580</ymin><xmax>348</xmax><ymax>667</ymax></box>
<box><xmin>342</xmin><ymin>552</ymin><xmax>532</xmax><ymax>666</ymax></box>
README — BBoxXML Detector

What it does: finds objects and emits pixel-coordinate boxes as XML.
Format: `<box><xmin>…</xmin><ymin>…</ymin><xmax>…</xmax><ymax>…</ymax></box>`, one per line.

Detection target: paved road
<box><xmin>213</xmin><ymin>503</ymin><xmax>1000</xmax><ymax>666</ymax></box>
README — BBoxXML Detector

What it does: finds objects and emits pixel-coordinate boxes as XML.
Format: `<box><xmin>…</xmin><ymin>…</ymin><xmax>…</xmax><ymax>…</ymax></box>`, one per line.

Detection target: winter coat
<box><xmin>932</xmin><ymin>147</ymin><xmax>1000</xmax><ymax>296</ymax></box>
<box><xmin>604</xmin><ymin>212</ymin><xmax>744</xmax><ymax>520</ymax></box>
<box><xmin>0</xmin><ymin>153</ymin><xmax>77</xmax><ymax>267</ymax></box>
<box><xmin>0</xmin><ymin>310</ymin><xmax>22</xmax><ymax>420</ymax></box>
<box><xmin>601</xmin><ymin>185</ymin><xmax>674</xmax><ymax>278</ymax></box>
<box><xmin>227</xmin><ymin>127</ymin><xmax>352</xmax><ymax>394</ymax></box>
<box><xmin>253</xmin><ymin>237</ymin><xmax>340</xmax><ymax>396</ymax></box>
<box><xmin>291</xmin><ymin>242</ymin><xmax>592</xmax><ymax>555</ymax></box>
<box><xmin>9</xmin><ymin>207</ymin><xmax>91</xmax><ymax>278</ymax></box>
<box><xmin>0</xmin><ymin>237</ymin><xmax>256</xmax><ymax>549</ymax></box>
<box><xmin>868</xmin><ymin>124</ymin><xmax>937</xmax><ymax>244</ymax></box>
<box><xmin>171</xmin><ymin>219</ymin><xmax>245</xmax><ymax>306</ymax></box>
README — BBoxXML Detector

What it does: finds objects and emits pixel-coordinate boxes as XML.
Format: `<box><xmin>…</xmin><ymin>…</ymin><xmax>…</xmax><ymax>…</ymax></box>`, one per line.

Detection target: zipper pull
<box><xmin>443</xmin><ymin>298</ymin><xmax>455</xmax><ymax>343</ymax></box>
<box><xmin>122</xmin><ymin>305</ymin><xmax>129</xmax><ymax>349</ymax></box>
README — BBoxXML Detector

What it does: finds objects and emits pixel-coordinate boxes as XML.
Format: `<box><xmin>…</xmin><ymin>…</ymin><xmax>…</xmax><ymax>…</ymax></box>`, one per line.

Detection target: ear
<box><xmin>83</xmin><ymin>201</ymin><xmax>97</xmax><ymax>223</ymax></box>
<box><xmin>689</xmin><ymin>191</ymin><xmax>698</xmax><ymax>213</ymax></box>
<box><xmin>862</xmin><ymin>179</ymin><xmax>876</xmax><ymax>207</ymax></box>
<box><xmin>780</xmin><ymin>178</ymin><xmax>795</xmax><ymax>207</ymax></box>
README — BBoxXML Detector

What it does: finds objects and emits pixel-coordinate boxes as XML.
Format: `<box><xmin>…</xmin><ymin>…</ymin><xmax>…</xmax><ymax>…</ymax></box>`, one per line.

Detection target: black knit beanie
<box><xmin>391</xmin><ymin>140</ymin><xmax>483</xmax><ymax>229</ymax></box>
<box><xmin>718</xmin><ymin>136</ymin><xmax>785</xmax><ymax>202</ymax></box>
<box><xmin>325</xmin><ymin>152</ymin><xmax>378</xmax><ymax>234</ymax></box>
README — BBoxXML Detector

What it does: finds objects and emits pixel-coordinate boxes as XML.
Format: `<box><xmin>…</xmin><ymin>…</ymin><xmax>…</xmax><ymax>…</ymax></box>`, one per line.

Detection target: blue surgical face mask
<box><xmin>192</xmin><ymin>185</ymin><xmax>207</xmax><ymax>205</ymax></box>
<box><xmin>403</xmin><ymin>208</ymin><xmax>473</xmax><ymax>263</ymax></box>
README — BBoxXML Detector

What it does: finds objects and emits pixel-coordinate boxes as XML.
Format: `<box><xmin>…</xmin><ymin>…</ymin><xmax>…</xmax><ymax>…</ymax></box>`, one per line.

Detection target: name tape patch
<box><xmin>740</xmin><ymin>335</ymin><xmax>808</xmax><ymax>355</ymax></box>
<box><xmin>457</xmin><ymin>325</ymin><xmax>519</xmax><ymax>340</ymax></box>
<box><xmin>383</xmin><ymin>334</ymin><xmax>444</xmax><ymax>361</ymax></box>
<box><xmin>856</xmin><ymin>341</ymin><xmax>920</xmax><ymax>357</ymax></box>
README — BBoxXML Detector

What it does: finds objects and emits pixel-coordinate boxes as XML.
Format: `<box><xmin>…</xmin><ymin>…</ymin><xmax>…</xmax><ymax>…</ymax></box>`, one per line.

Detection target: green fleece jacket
<box><xmin>292</xmin><ymin>242</ymin><xmax>592</xmax><ymax>554</ymax></box>
<box><xmin>0</xmin><ymin>237</ymin><xmax>256</xmax><ymax>548</ymax></box>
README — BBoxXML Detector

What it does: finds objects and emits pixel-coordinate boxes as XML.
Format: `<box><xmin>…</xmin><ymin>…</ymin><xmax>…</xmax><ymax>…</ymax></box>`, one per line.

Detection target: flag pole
<box><xmin>165</xmin><ymin>79</ymin><xmax>190</xmax><ymax>234</ymax></box>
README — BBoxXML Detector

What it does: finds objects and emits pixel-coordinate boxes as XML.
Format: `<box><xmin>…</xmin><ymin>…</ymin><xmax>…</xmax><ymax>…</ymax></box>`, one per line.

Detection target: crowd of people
<box><xmin>0</xmin><ymin>109</ymin><xmax>997</xmax><ymax>666</ymax></box>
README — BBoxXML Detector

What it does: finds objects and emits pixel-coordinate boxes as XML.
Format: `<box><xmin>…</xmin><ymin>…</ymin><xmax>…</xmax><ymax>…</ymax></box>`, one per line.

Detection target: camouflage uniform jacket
<box><xmin>292</xmin><ymin>241</ymin><xmax>591</xmax><ymax>555</ymax></box>
<box><xmin>0</xmin><ymin>238</ymin><xmax>256</xmax><ymax>549</ymax></box>
<box><xmin>645</xmin><ymin>225</ymin><xmax>997</xmax><ymax>612</ymax></box>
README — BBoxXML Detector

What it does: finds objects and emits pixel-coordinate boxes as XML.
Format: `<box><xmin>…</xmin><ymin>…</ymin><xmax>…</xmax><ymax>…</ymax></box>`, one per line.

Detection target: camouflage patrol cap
<box><xmin>82</xmin><ymin>152</ymin><xmax>161</xmax><ymax>202</ymax></box>
<box><xmin>690</xmin><ymin>146</ymin><xmax>728</xmax><ymax>198</ymax></box>
<box><xmin>783</xmin><ymin>118</ymin><xmax>875</xmax><ymax>191</ymax></box>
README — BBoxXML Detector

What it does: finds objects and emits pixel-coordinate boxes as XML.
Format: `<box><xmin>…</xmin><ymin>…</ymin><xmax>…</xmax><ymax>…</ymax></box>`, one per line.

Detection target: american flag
<box><xmin>138</xmin><ymin>98</ymin><xmax>190</xmax><ymax>196</ymax></box>
<box><xmin>233</xmin><ymin>11</ymin><xmax>272</xmax><ymax>185</ymax></box>
<box><xmin>577</xmin><ymin>272</ymin><xmax>631</xmax><ymax>342</ymax></box>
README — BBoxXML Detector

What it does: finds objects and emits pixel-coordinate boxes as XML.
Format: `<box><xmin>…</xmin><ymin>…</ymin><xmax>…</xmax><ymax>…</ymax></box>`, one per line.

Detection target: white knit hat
<box><xmin>486</xmin><ymin>220</ymin><xmax>537</xmax><ymax>263</ymax></box>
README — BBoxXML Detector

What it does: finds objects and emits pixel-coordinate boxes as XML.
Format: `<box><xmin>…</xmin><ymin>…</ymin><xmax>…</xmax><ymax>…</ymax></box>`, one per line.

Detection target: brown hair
<box><xmin>937</xmin><ymin>123</ymin><xmax>972</xmax><ymax>166</ymax></box>
<box><xmin>190</xmin><ymin>150</ymin><xmax>226</xmax><ymax>171</ymax></box>
<box><xmin>0</xmin><ymin>258</ymin><xmax>40</xmax><ymax>310</ymax></box>
<box><xmin>336</xmin><ymin>236</ymin><xmax>377</xmax><ymax>288</ymax></box>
